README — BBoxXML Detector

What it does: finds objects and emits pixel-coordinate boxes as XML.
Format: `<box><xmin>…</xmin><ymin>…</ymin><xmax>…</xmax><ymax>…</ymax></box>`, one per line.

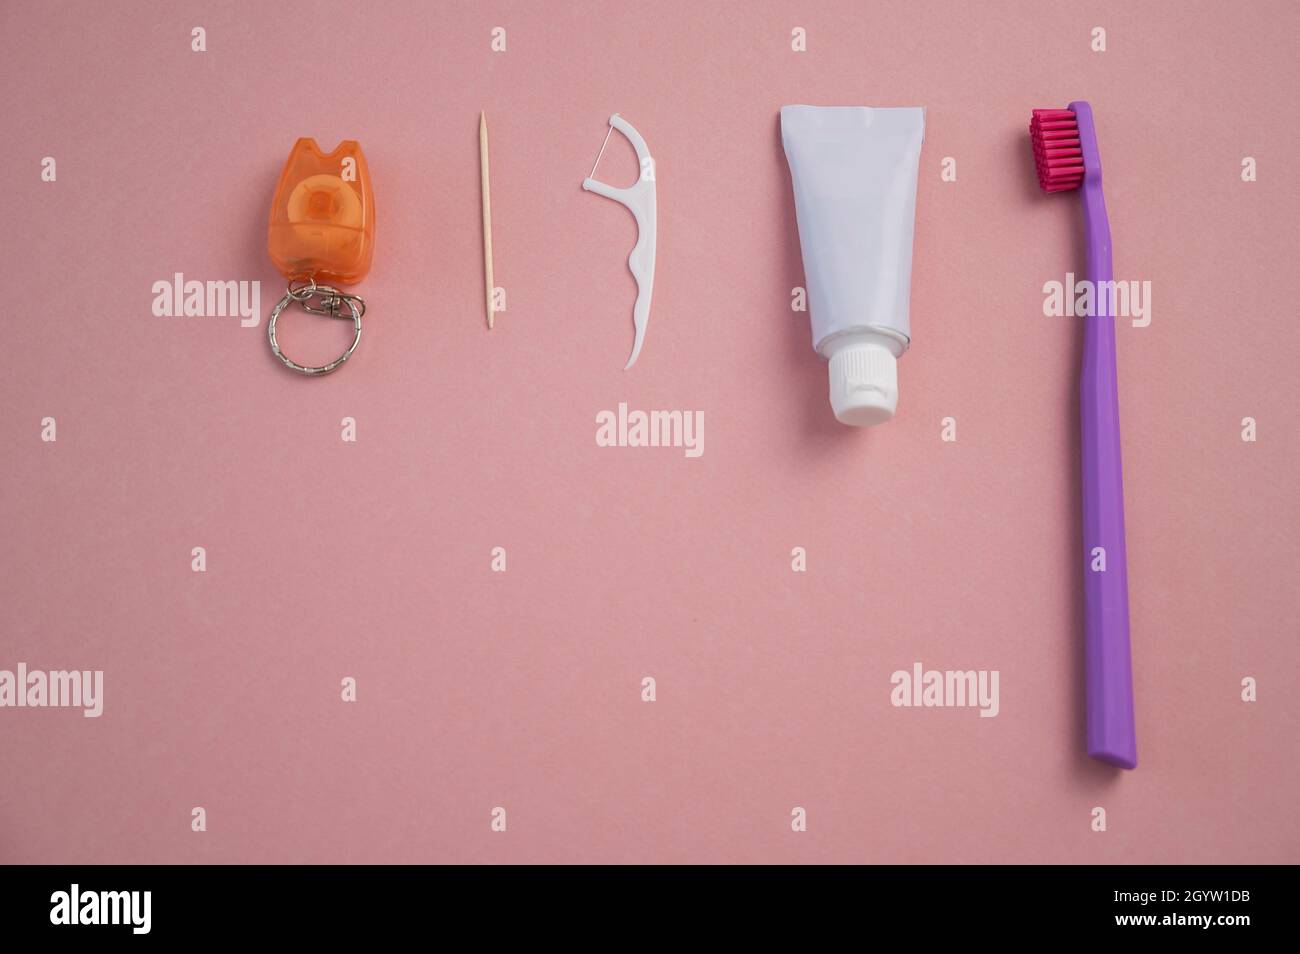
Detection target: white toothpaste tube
<box><xmin>780</xmin><ymin>105</ymin><xmax>925</xmax><ymax>426</ymax></box>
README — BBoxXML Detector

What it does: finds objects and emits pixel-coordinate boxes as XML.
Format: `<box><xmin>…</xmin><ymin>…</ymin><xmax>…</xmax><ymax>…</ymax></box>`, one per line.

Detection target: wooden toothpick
<box><xmin>479</xmin><ymin>111</ymin><xmax>495</xmax><ymax>330</ymax></box>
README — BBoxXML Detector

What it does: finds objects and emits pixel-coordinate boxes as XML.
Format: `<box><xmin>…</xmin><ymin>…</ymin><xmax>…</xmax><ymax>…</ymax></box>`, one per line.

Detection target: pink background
<box><xmin>2</xmin><ymin>0</ymin><xmax>1297</xmax><ymax>864</ymax></box>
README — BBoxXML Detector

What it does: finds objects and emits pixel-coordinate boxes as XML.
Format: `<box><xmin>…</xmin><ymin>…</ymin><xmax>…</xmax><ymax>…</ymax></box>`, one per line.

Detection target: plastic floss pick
<box><xmin>583</xmin><ymin>114</ymin><xmax>657</xmax><ymax>370</ymax></box>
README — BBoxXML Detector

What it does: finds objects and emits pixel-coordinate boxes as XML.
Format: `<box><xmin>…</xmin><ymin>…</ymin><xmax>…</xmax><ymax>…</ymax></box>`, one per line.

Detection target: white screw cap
<box><xmin>828</xmin><ymin>340</ymin><xmax>898</xmax><ymax>426</ymax></box>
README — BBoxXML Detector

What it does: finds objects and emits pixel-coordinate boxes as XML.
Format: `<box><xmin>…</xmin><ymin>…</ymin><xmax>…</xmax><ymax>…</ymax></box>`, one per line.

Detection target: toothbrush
<box><xmin>1030</xmin><ymin>102</ymin><xmax>1137</xmax><ymax>769</ymax></box>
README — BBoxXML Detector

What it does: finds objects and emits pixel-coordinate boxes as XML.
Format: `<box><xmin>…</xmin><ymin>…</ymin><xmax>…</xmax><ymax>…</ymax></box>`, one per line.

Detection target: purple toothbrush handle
<box><xmin>1073</xmin><ymin>101</ymin><xmax>1137</xmax><ymax>769</ymax></box>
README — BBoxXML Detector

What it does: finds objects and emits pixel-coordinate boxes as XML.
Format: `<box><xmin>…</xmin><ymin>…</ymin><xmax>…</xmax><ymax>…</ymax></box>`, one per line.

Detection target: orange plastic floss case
<box><xmin>266</xmin><ymin>138</ymin><xmax>376</xmax><ymax>376</ymax></box>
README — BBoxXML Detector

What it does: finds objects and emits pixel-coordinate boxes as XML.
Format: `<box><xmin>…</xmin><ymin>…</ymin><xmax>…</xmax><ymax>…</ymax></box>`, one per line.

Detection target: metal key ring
<box><xmin>267</xmin><ymin>285</ymin><xmax>363</xmax><ymax>376</ymax></box>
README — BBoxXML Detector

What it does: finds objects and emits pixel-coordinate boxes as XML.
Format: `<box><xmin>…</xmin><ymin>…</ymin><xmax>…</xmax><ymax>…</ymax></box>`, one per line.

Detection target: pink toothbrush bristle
<box><xmin>1030</xmin><ymin>108</ymin><xmax>1083</xmax><ymax>192</ymax></box>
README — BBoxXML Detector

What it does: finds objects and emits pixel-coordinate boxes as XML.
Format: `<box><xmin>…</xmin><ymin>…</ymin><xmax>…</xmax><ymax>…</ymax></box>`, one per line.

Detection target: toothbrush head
<box><xmin>1030</xmin><ymin>108</ymin><xmax>1084</xmax><ymax>192</ymax></box>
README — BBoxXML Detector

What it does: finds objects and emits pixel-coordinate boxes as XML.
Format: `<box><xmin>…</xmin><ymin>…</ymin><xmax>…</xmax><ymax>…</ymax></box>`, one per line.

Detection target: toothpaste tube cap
<box><xmin>828</xmin><ymin>340</ymin><xmax>898</xmax><ymax>426</ymax></box>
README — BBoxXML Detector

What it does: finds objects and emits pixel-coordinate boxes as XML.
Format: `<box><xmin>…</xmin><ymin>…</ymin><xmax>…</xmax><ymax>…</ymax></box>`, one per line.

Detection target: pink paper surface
<box><xmin>1</xmin><ymin>0</ymin><xmax>1297</xmax><ymax>864</ymax></box>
